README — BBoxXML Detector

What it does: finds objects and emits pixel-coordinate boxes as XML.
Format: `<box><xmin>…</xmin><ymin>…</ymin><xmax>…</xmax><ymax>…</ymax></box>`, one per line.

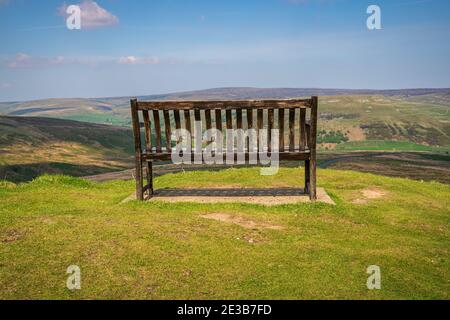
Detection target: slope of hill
<box><xmin>1</xmin><ymin>88</ymin><xmax>449</xmax><ymax>151</ymax></box>
<box><xmin>0</xmin><ymin>116</ymin><xmax>134</xmax><ymax>182</ymax></box>
<box><xmin>1</xmin><ymin>168</ymin><xmax>449</xmax><ymax>299</ymax></box>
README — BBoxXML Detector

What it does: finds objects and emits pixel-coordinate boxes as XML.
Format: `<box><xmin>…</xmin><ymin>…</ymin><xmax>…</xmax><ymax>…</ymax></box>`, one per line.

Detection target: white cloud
<box><xmin>118</xmin><ymin>56</ymin><xmax>160</xmax><ymax>65</ymax></box>
<box><xmin>4</xmin><ymin>53</ymin><xmax>161</xmax><ymax>68</ymax></box>
<box><xmin>5</xmin><ymin>53</ymin><xmax>72</xmax><ymax>68</ymax></box>
<box><xmin>6</xmin><ymin>53</ymin><xmax>32</xmax><ymax>68</ymax></box>
<box><xmin>59</xmin><ymin>0</ymin><xmax>118</xmax><ymax>29</ymax></box>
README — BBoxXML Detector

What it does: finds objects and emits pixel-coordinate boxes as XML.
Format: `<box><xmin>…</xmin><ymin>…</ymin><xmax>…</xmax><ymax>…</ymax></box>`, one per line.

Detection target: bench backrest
<box><xmin>131</xmin><ymin>97</ymin><xmax>318</xmax><ymax>155</ymax></box>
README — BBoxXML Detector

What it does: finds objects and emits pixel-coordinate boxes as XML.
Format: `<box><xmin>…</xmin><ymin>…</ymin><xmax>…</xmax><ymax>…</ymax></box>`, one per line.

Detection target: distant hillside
<box><xmin>141</xmin><ymin>87</ymin><xmax>450</xmax><ymax>100</ymax></box>
<box><xmin>0</xmin><ymin>116</ymin><xmax>134</xmax><ymax>182</ymax></box>
<box><xmin>0</xmin><ymin>87</ymin><xmax>449</xmax><ymax>153</ymax></box>
<box><xmin>1</xmin><ymin>87</ymin><xmax>450</xmax><ymax>126</ymax></box>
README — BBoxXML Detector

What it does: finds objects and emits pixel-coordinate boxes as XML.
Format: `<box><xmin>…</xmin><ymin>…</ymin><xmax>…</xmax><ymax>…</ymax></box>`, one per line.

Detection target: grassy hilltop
<box><xmin>1</xmin><ymin>89</ymin><xmax>449</xmax><ymax>299</ymax></box>
<box><xmin>0</xmin><ymin>167</ymin><xmax>449</xmax><ymax>299</ymax></box>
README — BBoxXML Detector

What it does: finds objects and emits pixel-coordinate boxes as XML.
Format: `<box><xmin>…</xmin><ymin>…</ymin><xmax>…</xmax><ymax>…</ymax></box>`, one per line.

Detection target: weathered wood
<box><xmin>130</xmin><ymin>99</ymin><xmax>143</xmax><ymax>201</ymax></box>
<box><xmin>226</xmin><ymin>110</ymin><xmax>232</xmax><ymax>129</ymax></box>
<box><xmin>131</xmin><ymin>97</ymin><xmax>318</xmax><ymax>201</ymax></box>
<box><xmin>215</xmin><ymin>109</ymin><xmax>222</xmax><ymax>131</ymax></box>
<box><xmin>174</xmin><ymin>110</ymin><xmax>181</xmax><ymax>130</ymax></box>
<box><xmin>247</xmin><ymin>109</ymin><xmax>253</xmax><ymax>129</ymax></box>
<box><xmin>309</xmin><ymin>96</ymin><xmax>318</xmax><ymax>200</ymax></box>
<box><xmin>257</xmin><ymin>109</ymin><xmax>263</xmax><ymax>151</ymax></box>
<box><xmin>163</xmin><ymin>110</ymin><xmax>172</xmax><ymax>152</ymax></box>
<box><xmin>304</xmin><ymin>160</ymin><xmax>310</xmax><ymax>194</ymax></box>
<box><xmin>236</xmin><ymin>109</ymin><xmax>243</xmax><ymax>129</ymax></box>
<box><xmin>146</xmin><ymin>161</ymin><xmax>153</xmax><ymax>196</ymax></box>
<box><xmin>137</xmin><ymin>99</ymin><xmax>311</xmax><ymax>111</ymax></box>
<box><xmin>205</xmin><ymin>109</ymin><xmax>212</xmax><ymax>130</ymax></box>
<box><xmin>152</xmin><ymin>110</ymin><xmax>162</xmax><ymax>153</ymax></box>
<box><xmin>289</xmin><ymin>108</ymin><xmax>295</xmax><ymax>152</ymax></box>
<box><xmin>184</xmin><ymin>110</ymin><xmax>192</xmax><ymax>133</ymax></box>
<box><xmin>268</xmin><ymin>109</ymin><xmax>274</xmax><ymax>152</ymax></box>
<box><xmin>300</xmin><ymin>108</ymin><xmax>306</xmax><ymax>151</ymax></box>
<box><xmin>194</xmin><ymin>109</ymin><xmax>201</xmax><ymax>123</ymax></box>
<box><xmin>246</xmin><ymin>109</ymin><xmax>253</xmax><ymax>152</ymax></box>
<box><xmin>142</xmin><ymin>110</ymin><xmax>152</xmax><ymax>152</ymax></box>
<box><xmin>278</xmin><ymin>108</ymin><xmax>285</xmax><ymax>152</ymax></box>
<box><xmin>305</xmin><ymin>123</ymin><xmax>311</xmax><ymax>151</ymax></box>
<box><xmin>144</xmin><ymin>151</ymin><xmax>311</xmax><ymax>162</ymax></box>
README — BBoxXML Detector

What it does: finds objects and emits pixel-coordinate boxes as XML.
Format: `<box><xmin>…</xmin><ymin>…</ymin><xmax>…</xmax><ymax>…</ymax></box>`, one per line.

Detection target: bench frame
<box><xmin>131</xmin><ymin>97</ymin><xmax>318</xmax><ymax>201</ymax></box>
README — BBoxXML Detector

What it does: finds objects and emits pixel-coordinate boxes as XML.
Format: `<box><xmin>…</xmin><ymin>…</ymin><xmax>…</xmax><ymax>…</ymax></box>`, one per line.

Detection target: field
<box><xmin>318</xmin><ymin>152</ymin><xmax>450</xmax><ymax>184</ymax></box>
<box><xmin>1</xmin><ymin>89</ymin><xmax>450</xmax><ymax>152</ymax></box>
<box><xmin>1</xmin><ymin>89</ymin><xmax>450</xmax><ymax>185</ymax></box>
<box><xmin>1</xmin><ymin>90</ymin><xmax>449</xmax><ymax>299</ymax></box>
<box><xmin>0</xmin><ymin>167</ymin><xmax>449</xmax><ymax>299</ymax></box>
<box><xmin>0</xmin><ymin>116</ymin><xmax>134</xmax><ymax>182</ymax></box>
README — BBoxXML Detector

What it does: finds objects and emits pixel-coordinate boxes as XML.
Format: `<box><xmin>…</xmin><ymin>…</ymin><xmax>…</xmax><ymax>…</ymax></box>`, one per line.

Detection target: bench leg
<box><xmin>146</xmin><ymin>161</ymin><xmax>154</xmax><ymax>197</ymax></box>
<box><xmin>135</xmin><ymin>156</ymin><xmax>144</xmax><ymax>201</ymax></box>
<box><xmin>309</xmin><ymin>157</ymin><xmax>317</xmax><ymax>201</ymax></box>
<box><xmin>304</xmin><ymin>160</ymin><xmax>310</xmax><ymax>195</ymax></box>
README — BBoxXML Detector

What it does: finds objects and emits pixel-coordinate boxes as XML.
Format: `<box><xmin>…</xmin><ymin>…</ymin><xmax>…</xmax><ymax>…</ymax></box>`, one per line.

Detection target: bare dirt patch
<box><xmin>201</xmin><ymin>213</ymin><xmax>284</xmax><ymax>230</ymax></box>
<box><xmin>353</xmin><ymin>188</ymin><xmax>387</xmax><ymax>204</ymax></box>
<box><xmin>320</xmin><ymin>143</ymin><xmax>337</xmax><ymax>150</ymax></box>
<box><xmin>347</xmin><ymin>127</ymin><xmax>366</xmax><ymax>141</ymax></box>
<box><xmin>127</xmin><ymin>187</ymin><xmax>335</xmax><ymax>206</ymax></box>
<box><xmin>1</xmin><ymin>229</ymin><xmax>24</xmax><ymax>243</ymax></box>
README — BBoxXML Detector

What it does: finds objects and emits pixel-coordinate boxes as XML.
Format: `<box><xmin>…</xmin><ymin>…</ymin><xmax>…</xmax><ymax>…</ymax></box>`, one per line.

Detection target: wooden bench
<box><xmin>130</xmin><ymin>97</ymin><xmax>318</xmax><ymax>201</ymax></box>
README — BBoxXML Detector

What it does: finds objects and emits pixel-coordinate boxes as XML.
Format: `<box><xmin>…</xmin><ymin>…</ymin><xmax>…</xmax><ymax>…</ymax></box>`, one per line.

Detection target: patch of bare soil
<box><xmin>1</xmin><ymin>229</ymin><xmax>24</xmax><ymax>243</ymax></box>
<box><xmin>201</xmin><ymin>213</ymin><xmax>283</xmax><ymax>230</ymax></box>
<box><xmin>320</xmin><ymin>143</ymin><xmax>337</xmax><ymax>150</ymax></box>
<box><xmin>353</xmin><ymin>188</ymin><xmax>387</xmax><ymax>204</ymax></box>
<box><xmin>347</xmin><ymin>127</ymin><xmax>366</xmax><ymax>141</ymax></box>
<box><xmin>123</xmin><ymin>187</ymin><xmax>335</xmax><ymax>205</ymax></box>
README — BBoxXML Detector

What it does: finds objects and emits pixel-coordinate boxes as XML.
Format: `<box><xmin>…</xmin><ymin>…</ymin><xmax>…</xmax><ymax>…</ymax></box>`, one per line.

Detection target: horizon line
<box><xmin>1</xmin><ymin>86</ymin><xmax>450</xmax><ymax>103</ymax></box>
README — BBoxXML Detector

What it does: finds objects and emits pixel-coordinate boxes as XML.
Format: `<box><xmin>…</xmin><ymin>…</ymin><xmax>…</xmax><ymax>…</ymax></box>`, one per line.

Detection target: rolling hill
<box><xmin>1</xmin><ymin>168</ymin><xmax>449</xmax><ymax>299</ymax></box>
<box><xmin>1</xmin><ymin>88</ymin><xmax>449</xmax><ymax>183</ymax></box>
<box><xmin>0</xmin><ymin>116</ymin><xmax>134</xmax><ymax>182</ymax></box>
<box><xmin>1</xmin><ymin>88</ymin><xmax>449</xmax><ymax>151</ymax></box>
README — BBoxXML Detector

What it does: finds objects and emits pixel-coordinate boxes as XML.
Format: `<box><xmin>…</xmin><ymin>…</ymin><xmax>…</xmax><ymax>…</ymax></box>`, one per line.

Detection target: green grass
<box><xmin>0</xmin><ymin>168</ymin><xmax>449</xmax><ymax>300</ymax></box>
<box><xmin>56</xmin><ymin>113</ymin><xmax>131</xmax><ymax>127</ymax></box>
<box><xmin>335</xmin><ymin>140</ymin><xmax>449</xmax><ymax>152</ymax></box>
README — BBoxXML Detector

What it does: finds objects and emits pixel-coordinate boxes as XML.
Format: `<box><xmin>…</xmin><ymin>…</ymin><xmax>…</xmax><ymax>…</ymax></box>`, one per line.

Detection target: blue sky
<box><xmin>0</xmin><ymin>0</ymin><xmax>450</xmax><ymax>101</ymax></box>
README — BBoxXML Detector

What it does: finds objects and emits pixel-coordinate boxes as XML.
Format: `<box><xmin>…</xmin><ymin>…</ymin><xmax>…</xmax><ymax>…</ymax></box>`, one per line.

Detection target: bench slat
<box><xmin>184</xmin><ymin>110</ymin><xmax>191</xmax><ymax>133</ymax></box>
<box><xmin>289</xmin><ymin>109</ymin><xmax>295</xmax><ymax>152</ymax></box>
<box><xmin>142</xmin><ymin>110</ymin><xmax>152</xmax><ymax>152</ymax></box>
<box><xmin>163</xmin><ymin>110</ymin><xmax>172</xmax><ymax>152</ymax></box>
<box><xmin>268</xmin><ymin>109</ymin><xmax>274</xmax><ymax>152</ymax></box>
<box><xmin>236</xmin><ymin>109</ymin><xmax>243</xmax><ymax>130</ymax></box>
<box><xmin>152</xmin><ymin>110</ymin><xmax>162</xmax><ymax>153</ymax></box>
<box><xmin>174</xmin><ymin>110</ymin><xmax>181</xmax><ymax>130</ymax></box>
<box><xmin>205</xmin><ymin>109</ymin><xmax>212</xmax><ymax>130</ymax></box>
<box><xmin>300</xmin><ymin>108</ymin><xmax>306</xmax><ymax>151</ymax></box>
<box><xmin>144</xmin><ymin>151</ymin><xmax>311</xmax><ymax>162</ymax></box>
<box><xmin>215</xmin><ymin>109</ymin><xmax>222</xmax><ymax>131</ymax></box>
<box><xmin>247</xmin><ymin>109</ymin><xmax>253</xmax><ymax>129</ymax></box>
<box><xmin>257</xmin><ymin>109</ymin><xmax>264</xmax><ymax>151</ymax></box>
<box><xmin>279</xmin><ymin>108</ymin><xmax>285</xmax><ymax>152</ymax></box>
<box><xmin>137</xmin><ymin>99</ymin><xmax>311</xmax><ymax>111</ymax></box>
<box><xmin>226</xmin><ymin>110</ymin><xmax>232</xmax><ymax>129</ymax></box>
